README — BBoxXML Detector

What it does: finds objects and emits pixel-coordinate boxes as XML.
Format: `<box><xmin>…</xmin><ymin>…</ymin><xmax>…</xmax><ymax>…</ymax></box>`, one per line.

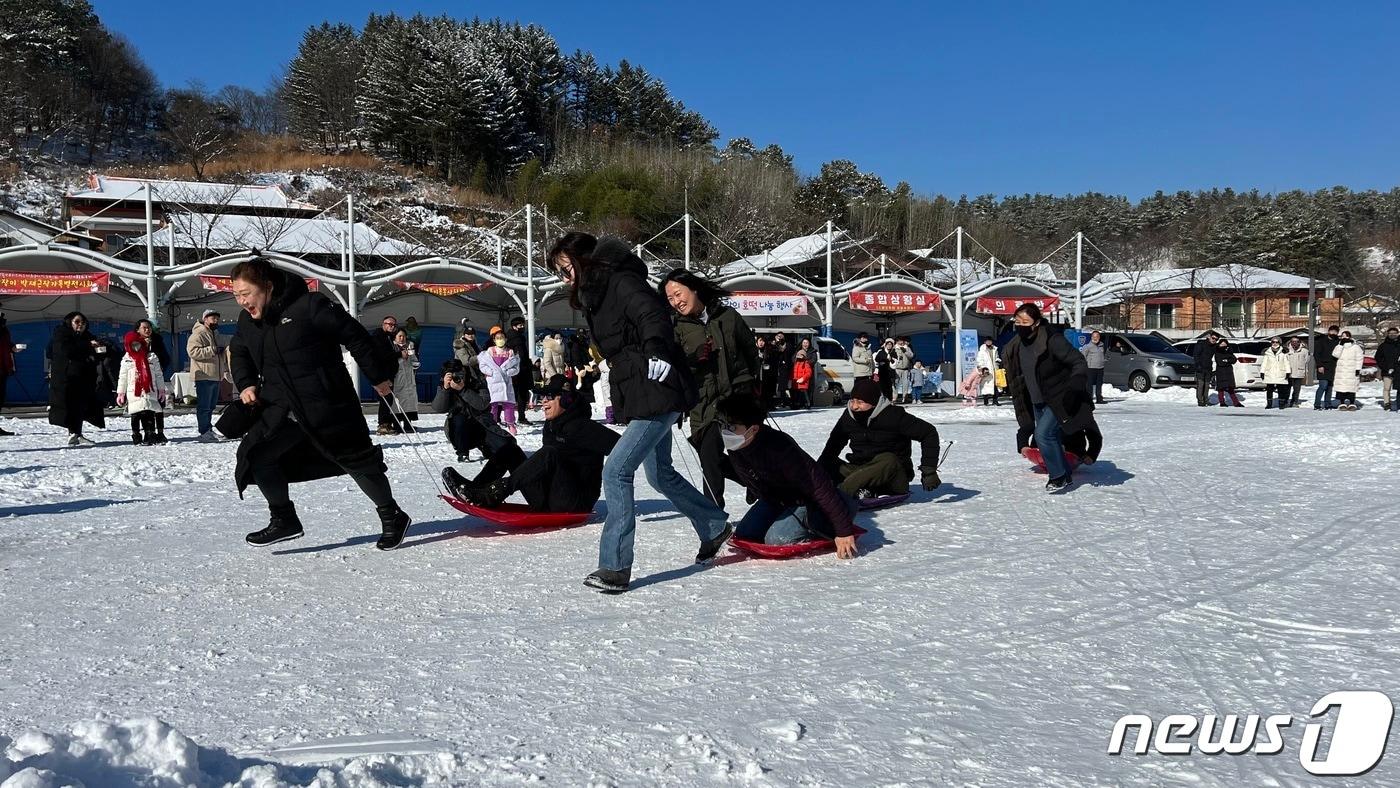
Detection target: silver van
<box><xmin>1099</xmin><ymin>332</ymin><xmax>1198</xmax><ymax>392</ymax></box>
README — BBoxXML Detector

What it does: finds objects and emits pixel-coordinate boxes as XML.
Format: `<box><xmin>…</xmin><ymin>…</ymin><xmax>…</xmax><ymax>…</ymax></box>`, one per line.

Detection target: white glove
<box><xmin>647</xmin><ymin>357</ymin><xmax>672</xmax><ymax>382</ymax></box>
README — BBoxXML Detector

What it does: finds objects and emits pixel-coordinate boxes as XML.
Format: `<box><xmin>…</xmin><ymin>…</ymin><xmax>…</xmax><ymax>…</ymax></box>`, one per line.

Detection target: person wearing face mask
<box><xmin>444</xmin><ymin>376</ymin><xmax>618</xmax><ymax>512</ymax></box>
<box><xmin>1259</xmin><ymin>337</ymin><xmax>1291</xmax><ymax>409</ymax></box>
<box><xmin>371</xmin><ymin>315</ymin><xmax>402</xmax><ymax>434</ymax></box>
<box><xmin>660</xmin><ymin>268</ymin><xmax>761</xmax><ymax>507</ymax></box>
<box><xmin>188</xmin><ymin>309</ymin><xmax>228</xmax><ymax>442</ymax></box>
<box><xmin>1214</xmin><ymin>339</ymin><xmax>1242</xmax><ymax>407</ymax></box>
<box><xmin>1284</xmin><ymin>337</ymin><xmax>1310</xmax><ymax>408</ymax></box>
<box><xmin>479</xmin><ymin>327</ymin><xmax>521</xmax><ymax>435</ymax></box>
<box><xmin>547</xmin><ymin>232</ymin><xmax>731</xmax><ymax>594</ymax></box>
<box><xmin>1001</xmin><ymin>303</ymin><xmax>1095</xmax><ymax>492</ymax></box>
<box><xmin>851</xmin><ymin>332</ymin><xmax>875</xmax><ymax>383</ymax></box>
<box><xmin>1374</xmin><ymin>327</ymin><xmax>1400</xmax><ymax>412</ymax></box>
<box><xmin>1190</xmin><ymin>331</ymin><xmax>1220</xmax><ymax>406</ymax></box>
<box><xmin>977</xmin><ymin>336</ymin><xmax>1002</xmax><ymax>406</ymax></box>
<box><xmin>716</xmin><ymin>395</ymin><xmax>861</xmax><ymax>559</ymax></box>
<box><xmin>818</xmin><ymin>378</ymin><xmax>941</xmax><ymax>498</ymax></box>
<box><xmin>1314</xmin><ymin>325</ymin><xmax>1341</xmax><ymax>410</ymax></box>
<box><xmin>452</xmin><ymin>318</ymin><xmax>480</xmax><ymax>366</ymax></box>
<box><xmin>48</xmin><ymin>311</ymin><xmax>105</xmax><ymax>446</ymax></box>
<box><xmin>1331</xmin><ymin>330</ymin><xmax>1365</xmax><ymax>410</ymax></box>
<box><xmin>117</xmin><ymin>330</ymin><xmax>169</xmax><ymax>445</ymax></box>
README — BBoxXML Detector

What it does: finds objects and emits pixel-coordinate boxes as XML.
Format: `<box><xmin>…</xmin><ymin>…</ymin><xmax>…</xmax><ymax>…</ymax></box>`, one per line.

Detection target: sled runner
<box><xmin>730</xmin><ymin>526</ymin><xmax>867</xmax><ymax>560</ymax></box>
<box><xmin>439</xmin><ymin>495</ymin><xmax>591</xmax><ymax>528</ymax></box>
<box><xmin>1020</xmin><ymin>447</ymin><xmax>1082</xmax><ymax>474</ymax></box>
<box><xmin>859</xmin><ymin>493</ymin><xmax>910</xmax><ymax>510</ymax></box>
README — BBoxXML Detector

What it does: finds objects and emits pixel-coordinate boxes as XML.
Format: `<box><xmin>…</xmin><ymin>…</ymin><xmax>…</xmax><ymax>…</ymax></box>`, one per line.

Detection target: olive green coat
<box><xmin>673</xmin><ymin>304</ymin><xmax>761</xmax><ymax>435</ymax></box>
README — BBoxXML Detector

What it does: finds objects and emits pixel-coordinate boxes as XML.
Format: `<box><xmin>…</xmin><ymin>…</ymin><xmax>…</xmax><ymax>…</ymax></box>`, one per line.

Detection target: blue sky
<box><xmin>91</xmin><ymin>1</ymin><xmax>1400</xmax><ymax>200</ymax></box>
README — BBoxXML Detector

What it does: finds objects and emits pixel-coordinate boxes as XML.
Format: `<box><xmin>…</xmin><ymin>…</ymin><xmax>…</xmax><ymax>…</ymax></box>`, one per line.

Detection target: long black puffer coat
<box><xmin>579</xmin><ymin>238</ymin><xmax>697</xmax><ymax>423</ymax></box>
<box><xmin>229</xmin><ymin>271</ymin><xmax>397</xmax><ymax>495</ymax></box>
<box><xmin>47</xmin><ymin>313</ymin><xmax>105</xmax><ymax>431</ymax></box>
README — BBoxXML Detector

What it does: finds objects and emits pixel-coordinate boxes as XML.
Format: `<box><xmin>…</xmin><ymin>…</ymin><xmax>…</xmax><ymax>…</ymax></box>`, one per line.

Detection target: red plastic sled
<box><xmin>439</xmin><ymin>495</ymin><xmax>591</xmax><ymax>528</ymax></box>
<box><xmin>730</xmin><ymin>525</ymin><xmax>867</xmax><ymax>560</ymax></box>
<box><xmin>1020</xmin><ymin>447</ymin><xmax>1082</xmax><ymax>474</ymax></box>
<box><xmin>859</xmin><ymin>493</ymin><xmax>910</xmax><ymax>510</ymax></box>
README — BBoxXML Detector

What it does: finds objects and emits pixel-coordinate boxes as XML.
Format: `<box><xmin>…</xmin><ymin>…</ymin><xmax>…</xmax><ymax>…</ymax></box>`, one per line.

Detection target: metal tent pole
<box><xmin>954</xmin><ymin>225</ymin><xmax>964</xmax><ymax>389</ymax></box>
<box><xmin>684</xmin><ymin>212</ymin><xmax>691</xmax><ymax>270</ymax></box>
<box><xmin>1075</xmin><ymin>231</ymin><xmax>1084</xmax><ymax>328</ymax></box>
<box><xmin>145</xmin><ymin>183</ymin><xmax>157</xmax><ymax>325</ymax></box>
<box><xmin>346</xmin><ymin>194</ymin><xmax>360</xmax><ymax>389</ymax></box>
<box><xmin>525</xmin><ymin>203</ymin><xmax>537</xmax><ymax>360</ymax></box>
<box><xmin>824</xmin><ymin>220</ymin><xmax>834</xmax><ymax>338</ymax></box>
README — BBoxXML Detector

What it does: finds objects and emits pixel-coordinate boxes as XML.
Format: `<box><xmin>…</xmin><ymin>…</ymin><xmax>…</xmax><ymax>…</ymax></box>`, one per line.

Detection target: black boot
<box><xmin>467</xmin><ymin>478</ymin><xmax>512</xmax><ymax>509</ymax></box>
<box><xmin>152</xmin><ymin>414</ymin><xmax>168</xmax><ymax>444</ymax></box>
<box><xmin>696</xmin><ymin>522</ymin><xmax>735</xmax><ymax>563</ymax></box>
<box><xmin>246</xmin><ymin>503</ymin><xmax>304</xmax><ymax>546</ymax></box>
<box><xmin>131</xmin><ymin>416</ymin><xmax>143</xmax><ymax>445</ymax></box>
<box><xmin>442</xmin><ymin>467</ymin><xmax>482</xmax><ymax>502</ymax></box>
<box><xmin>375</xmin><ymin>503</ymin><xmax>412</xmax><ymax>550</ymax></box>
<box><xmin>584</xmin><ymin>568</ymin><xmax>631</xmax><ymax>593</ymax></box>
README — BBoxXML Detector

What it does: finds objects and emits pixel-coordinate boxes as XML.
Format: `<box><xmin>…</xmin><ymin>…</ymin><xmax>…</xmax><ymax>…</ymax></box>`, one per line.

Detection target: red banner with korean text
<box><xmin>850</xmin><ymin>290</ymin><xmax>942</xmax><ymax>313</ymax></box>
<box><xmin>975</xmin><ymin>296</ymin><xmax>1059</xmax><ymax>315</ymax></box>
<box><xmin>0</xmin><ymin>270</ymin><xmax>110</xmax><ymax>295</ymax></box>
<box><xmin>394</xmin><ymin>281</ymin><xmax>494</xmax><ymax>297</ymax></box>
<box><xmin>200</xmin><ymin>274</ymin><xmax>319</xmax><ymax>292</ymax></box>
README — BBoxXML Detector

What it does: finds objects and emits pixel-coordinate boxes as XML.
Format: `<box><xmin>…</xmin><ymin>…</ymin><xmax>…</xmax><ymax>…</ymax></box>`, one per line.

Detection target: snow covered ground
<box><xmin>2</xmin><ymin>387</ymin><xmax>1398</xmax><ymax>786</ymax></box>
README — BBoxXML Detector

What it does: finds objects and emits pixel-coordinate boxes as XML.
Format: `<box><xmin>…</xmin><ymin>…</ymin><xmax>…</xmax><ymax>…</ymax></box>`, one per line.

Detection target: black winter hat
<box><xmin>851</xmin><ymin>378</ymin><xmax>882</xmax><ymax>405</ymax></box>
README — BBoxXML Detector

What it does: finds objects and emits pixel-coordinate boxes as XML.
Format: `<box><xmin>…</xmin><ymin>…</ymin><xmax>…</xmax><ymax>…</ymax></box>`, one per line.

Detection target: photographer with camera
<box><xmin>434</xmin><ymin>358</ymin><xmax>525</xmax><ymax>480</ymax></box>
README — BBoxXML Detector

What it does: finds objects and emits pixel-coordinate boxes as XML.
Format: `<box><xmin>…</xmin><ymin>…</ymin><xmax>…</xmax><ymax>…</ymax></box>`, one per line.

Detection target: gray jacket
<box><xmin>1285</xmin><ymin>346</ymin><xmax>1310</xmax><ymax>377</ymax></box>
<box><xmin>1080</xmin><ymin>341</ymin><xmax>1106</xmax><ymax>370</ymax></box>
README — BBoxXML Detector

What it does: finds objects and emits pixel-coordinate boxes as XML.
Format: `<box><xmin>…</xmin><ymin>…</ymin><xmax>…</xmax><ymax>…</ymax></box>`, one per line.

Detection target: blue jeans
<box><xmin>1033</xmin><ymin>403</ymin><xmax>1069</xmax><ymax>479</ymax></box>
<box><xmin>1314</xmin><ymin>378</ymin><xmax>1334</xmax><ymax>409</ymax></box>
<box><xmin>911</xmin><ymin>385</ymin><xmax>923</xmax><ymax>402</ymax></box>
<box><xmin>737</xmin><ymin>492</ymin><xmax>859</xmax><ymax>544</ymax></box>
<box><xmin>195</xmin><ymin>380</ymin><xmax>220</xmax><ymax>434</ymax></box>
<box><xmin>598</xmin><ymin>412</ymin><xmax>729</xmax><ymax>571</ymax></box>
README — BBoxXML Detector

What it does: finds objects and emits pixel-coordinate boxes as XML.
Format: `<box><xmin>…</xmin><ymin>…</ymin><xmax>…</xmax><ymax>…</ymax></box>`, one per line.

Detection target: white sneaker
<box><xmin>197</xmin><ymin>430</ymin><xmax>221</xmax><ymax>443</ymax></box>
<box><xmin>67</xmin><ymin>433</ymin><xmax>80</xmax><ymax>446</ymax></box>
<box><xmin>69</xmin><ymin>434</ymin><xmax>95</xmax><ymax>446</ymax></box>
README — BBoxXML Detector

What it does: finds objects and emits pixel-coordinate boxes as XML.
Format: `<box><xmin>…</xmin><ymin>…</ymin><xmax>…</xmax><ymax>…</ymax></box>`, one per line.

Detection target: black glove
<box><xmin>920</xmin><ymin>466</ymin><xmax>941</xmax><ymax>491</ymax></box>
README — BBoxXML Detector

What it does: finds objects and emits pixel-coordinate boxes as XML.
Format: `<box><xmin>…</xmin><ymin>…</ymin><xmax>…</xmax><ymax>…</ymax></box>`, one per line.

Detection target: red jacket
<box><xmin>792</xmin><ymin>360</ymin><xmax>813</xmax><ymax>391</ymax></box>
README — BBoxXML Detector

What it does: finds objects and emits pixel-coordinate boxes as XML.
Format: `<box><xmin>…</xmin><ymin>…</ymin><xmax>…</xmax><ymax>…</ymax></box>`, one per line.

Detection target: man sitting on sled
<box><xmin>443</xmin><ymin>376</ymin><xmax>618</xmax><ymax>513</ymax></box>
<box><xmin>716</xmin><ymin>396</ymin><xmax>861</xmax><ymax>560</ymax></box>
<box><xmin>818</xmin><ymin>378</ymin><xmax>942</xmax><ymax>498</ymax></box>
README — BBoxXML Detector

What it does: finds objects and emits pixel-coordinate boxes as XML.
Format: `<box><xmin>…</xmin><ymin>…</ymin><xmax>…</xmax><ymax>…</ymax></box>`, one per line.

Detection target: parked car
<box><xmin>1098</xmin><ymin>332</ymin><xmax>1198</xmax><ymax>392</ymax></box>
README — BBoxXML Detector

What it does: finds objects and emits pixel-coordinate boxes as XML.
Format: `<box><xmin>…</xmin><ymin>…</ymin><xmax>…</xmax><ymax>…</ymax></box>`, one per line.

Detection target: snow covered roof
<box><xmin>132</xmin><ymin>213</ymin><xmax>421</xmax><ymax>258</ymax></box>
<box><xmin>1088</xmin><ymin>264</ymin><xmax>1333</xmax><ymax>295</ymax></box>
<box><xmin>68</xmin><ymin>175</ymin><xmax>320</xmax><ymax>214</ymax></box>
<box><xmin>0</xmin><ymin>207</ymin><xmax>102</xmax><ymax>244</ymax></box>
<box><xmin>718</xmin><ymin>230</ymin><xmax>864</xmax><ymax>278</ymax></box>
<box><xmin>912</xmin><ymin>255</ymin><xmax>1066</xmax><ymax>287</ymax></box>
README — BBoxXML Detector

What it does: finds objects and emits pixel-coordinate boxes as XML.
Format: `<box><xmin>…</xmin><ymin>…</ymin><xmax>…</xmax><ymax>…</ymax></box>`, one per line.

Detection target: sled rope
<box><xmin>380</xmin><ymin>394</ymin><xmax>445</xmax><ymax>497</ymax></box>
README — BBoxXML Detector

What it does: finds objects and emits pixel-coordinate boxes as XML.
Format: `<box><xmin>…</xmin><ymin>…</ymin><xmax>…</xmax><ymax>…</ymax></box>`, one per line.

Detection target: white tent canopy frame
<box><xmin>2</xmin><ymin>204</ymin><xmax>1120</xmax><ymax>373</ymax></box>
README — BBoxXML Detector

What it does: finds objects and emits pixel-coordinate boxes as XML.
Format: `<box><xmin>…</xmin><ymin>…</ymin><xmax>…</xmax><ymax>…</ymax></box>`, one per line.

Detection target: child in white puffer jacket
<box><xmin>117</xmin><ymin>330</ymin><xmax>168</xmax><ymax>445</ymax></box>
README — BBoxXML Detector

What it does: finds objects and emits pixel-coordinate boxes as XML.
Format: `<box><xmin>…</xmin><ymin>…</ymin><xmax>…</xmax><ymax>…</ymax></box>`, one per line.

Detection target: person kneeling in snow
<box><xmin>443</xmin><ymin>376</ymin><xmax>618</xmax><ymax>513</ymax></box>
<box><xmin>117</xmin><ymin>330</ymin><xmax>169</xmax><ymax>445</ymax></box>
<box><xmin>818</xmin><ymin>378</ymin><xmax>942</xmax><ymax>498</ymax></box>
<box><xmin>716</xmin><ymin>396</ymin><xmax>861</xmax><ymax>559</ymax></box>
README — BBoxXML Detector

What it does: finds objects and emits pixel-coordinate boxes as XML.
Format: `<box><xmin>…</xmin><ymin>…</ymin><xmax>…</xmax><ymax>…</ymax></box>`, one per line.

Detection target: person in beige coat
<box><xmin>541</xmin><ymin>332</ymin><xmax>567</xmax><ymax>380</ymax></box>
<box><xmin>1331</xmin><ymin>331</ymin><xmax>1365</xmax><ymax>410</ymax></box>
<box><xmin>187</xmin><ymin>309</ymin><xmax>228</xmax><ymax>441</ymax></box>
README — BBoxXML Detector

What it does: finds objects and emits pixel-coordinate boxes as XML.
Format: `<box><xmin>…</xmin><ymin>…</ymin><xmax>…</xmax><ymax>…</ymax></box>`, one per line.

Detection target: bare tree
<box><xmin>160</xmin><ymin>86</ymin><xmax>238</xmax><ymax>180</ymax></box>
